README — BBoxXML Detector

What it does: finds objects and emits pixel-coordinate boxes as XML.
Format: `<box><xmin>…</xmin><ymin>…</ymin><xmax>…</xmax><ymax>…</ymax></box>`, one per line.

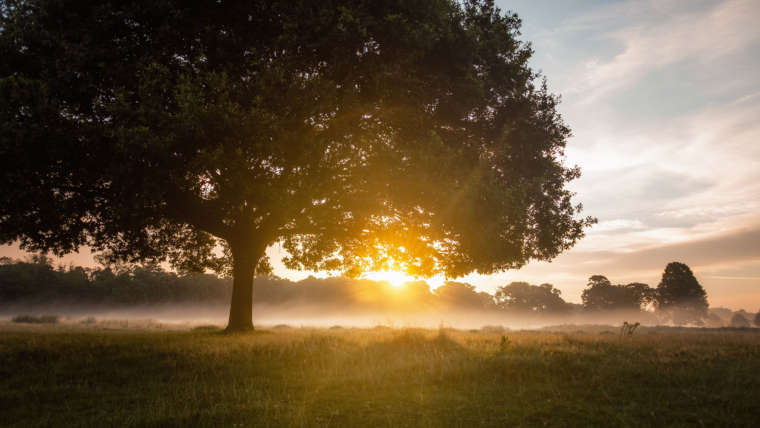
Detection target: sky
<box><xmin>275</xmin><ymin>0</ymin><xmax>760</xmax><ymax>309</ymax></box>
<box><xmin>2</xmin><ymin>0</ymin><xmax>759</xmax><ymax>310</ymax></box>
<box><xmin>467</xmin><ymin>0</ymin><xmax>760</xmax><ymax>308</ymax></box>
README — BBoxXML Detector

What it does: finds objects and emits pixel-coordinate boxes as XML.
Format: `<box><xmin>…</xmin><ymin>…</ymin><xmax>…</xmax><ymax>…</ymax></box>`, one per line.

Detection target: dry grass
<box><xmin>1</xmin><ymin>322</ymin><xmax>759</xmax><ymax>426</ymax></box>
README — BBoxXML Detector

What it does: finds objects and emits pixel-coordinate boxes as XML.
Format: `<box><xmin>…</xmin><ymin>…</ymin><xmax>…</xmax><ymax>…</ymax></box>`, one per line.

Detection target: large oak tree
<box><xmin>0</xmin><ymin>0</ymin><xmax>594</xmax><ymax>330</ymax></box>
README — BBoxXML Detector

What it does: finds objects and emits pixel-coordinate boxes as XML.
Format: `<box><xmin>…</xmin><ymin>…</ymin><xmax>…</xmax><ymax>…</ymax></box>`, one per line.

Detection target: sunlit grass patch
<box><xmin>0</xmin><ymin>326</ymin><xmax>759</xmax><ymax>426</ymax></box>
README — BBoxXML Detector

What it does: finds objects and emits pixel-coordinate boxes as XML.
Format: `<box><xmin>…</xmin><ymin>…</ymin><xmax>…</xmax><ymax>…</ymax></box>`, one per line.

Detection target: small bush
<box><xmin>12</xmin><ymin>314</ymin><xmax>59</xmax><ymax>324</ymax></box>
<box><xmin>80</xmin><ymin>317</ymin><xmax>97</xmax><ymax>324</ymax></box>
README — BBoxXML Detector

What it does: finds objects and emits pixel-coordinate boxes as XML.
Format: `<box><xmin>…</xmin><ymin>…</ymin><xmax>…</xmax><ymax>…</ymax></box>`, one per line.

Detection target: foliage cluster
<box><xmin>494</xmin><ymin>281</ymin><xmax>567</xmax><ymax>312</ymax></box>
<box><xmin>581</xmin><ymin>275</ymin><xmax>655</xmax><ymax>312</ymax></box>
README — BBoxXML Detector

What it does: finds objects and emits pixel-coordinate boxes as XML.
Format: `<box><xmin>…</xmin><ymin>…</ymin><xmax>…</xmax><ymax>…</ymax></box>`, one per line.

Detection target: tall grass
<box><xmin>0</xmin><ymin>325</ymin><xmax>759</xmax><ymax>427</ymax></box>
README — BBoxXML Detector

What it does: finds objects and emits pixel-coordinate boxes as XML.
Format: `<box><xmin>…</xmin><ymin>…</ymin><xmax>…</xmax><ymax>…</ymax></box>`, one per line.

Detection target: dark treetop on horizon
<box><xmin>0</xmin><ymin>0</ymin><xmax>593</xmax><ymax>330</ymax></box>
<box><xmin>581</xmin><ymin>275</ymin><xmax>655</xmax><ymax>312</ymax></box>
<box><xmin>656</xmin><ymin>262</ymin><xmax>708</xmax><ymax>325</ymax></box>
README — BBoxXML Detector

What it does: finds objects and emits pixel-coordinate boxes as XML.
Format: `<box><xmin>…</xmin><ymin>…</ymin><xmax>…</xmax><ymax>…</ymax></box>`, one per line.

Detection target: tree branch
<box><xmin>164</xmin><ymin>188</ymin><xmax>232</xmax><ymax>240</ymax></box>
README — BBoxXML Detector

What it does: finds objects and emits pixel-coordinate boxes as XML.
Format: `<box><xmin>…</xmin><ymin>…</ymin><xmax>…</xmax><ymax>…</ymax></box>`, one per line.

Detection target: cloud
<box><xmin>593</xmin><ymin>219</ymin><xmax>647</xmax><ymax>234</ymax></box>
<box><xmin>593</xmin><ymin>224</ymin><xmax>760</xmax><ymax>271</ymax></box>
<box><xmin>469</xmin><ymin>222</ymin><xmax>760</xmax><ymax>307</ymax></box>
<box><xmin>561</xmin><ymin>82</ymin><xmax>760</xmax><ymax>256</ymax></box>
<box><xmin>568</xmin><ymin>0</ymin><xmax>760</xmax><ymax>103</ymax></box>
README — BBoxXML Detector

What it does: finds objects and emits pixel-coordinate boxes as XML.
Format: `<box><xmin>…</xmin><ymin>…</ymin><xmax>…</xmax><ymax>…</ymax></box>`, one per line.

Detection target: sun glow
<box><xmin>362</xmin><ymin>269</ymin><xmax>447</xmax><ymax>289</ymax></box>
<box><xmin>360</xmin><ymin>254</ymin><xmax>448</xmax><ymax>289</ymax></box>
<box><xmin>363</xmin><ymin>270</ymin><xmax>413</xmax><ymax>287</ymax></box>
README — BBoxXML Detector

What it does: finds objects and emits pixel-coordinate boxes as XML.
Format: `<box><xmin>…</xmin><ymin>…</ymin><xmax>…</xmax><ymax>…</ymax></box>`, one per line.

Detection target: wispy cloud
<box><xmin>471</xmin><ymin>223</ymin><xmax>760</xmax><ymax>307</ymax></box>
<box><xmin>566</xmin><ymin>0</ymin><xmax>760</xmax><ymax>103</ymax></box>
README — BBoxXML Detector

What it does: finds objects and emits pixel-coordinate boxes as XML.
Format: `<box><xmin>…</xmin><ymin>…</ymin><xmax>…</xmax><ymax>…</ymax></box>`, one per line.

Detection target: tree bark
<box><xmin>225</xmin><ymin>244</ymin><xmax>258</xmax><ymax>332</ymax></box>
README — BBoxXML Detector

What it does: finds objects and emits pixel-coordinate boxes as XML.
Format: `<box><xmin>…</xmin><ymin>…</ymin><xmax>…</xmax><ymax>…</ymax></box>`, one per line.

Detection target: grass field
<box><xmin>1</xmin><ymin>322</ymin><xmax>759</xmax><ymax>427</ymax></box>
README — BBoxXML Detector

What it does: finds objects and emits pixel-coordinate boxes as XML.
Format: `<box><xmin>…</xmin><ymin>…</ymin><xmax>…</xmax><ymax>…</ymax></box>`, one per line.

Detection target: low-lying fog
<box><xmin>1</xmin><ymin>260</ymin><xmax>755</xmax><ymax>330</ymax></box>
<box><xmin>0</xmin><ymin>303</ymin><xmax>747</xmax><ymax>331</ymax></box>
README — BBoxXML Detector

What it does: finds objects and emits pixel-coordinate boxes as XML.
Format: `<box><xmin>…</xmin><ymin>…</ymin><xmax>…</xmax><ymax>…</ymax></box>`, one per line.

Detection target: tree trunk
<box><xmin>225</xmin><ymin>245</ymin><xmax>258</xmax><ymax>332</ymax></box>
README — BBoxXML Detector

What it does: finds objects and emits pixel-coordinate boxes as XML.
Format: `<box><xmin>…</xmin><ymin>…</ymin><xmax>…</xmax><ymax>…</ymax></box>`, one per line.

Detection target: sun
<box><xmin>363</xmin><ymin>270</ymin><xmax>413</xmax><ymax>287</ymax></box>
<box><xmin>360</xmin><ymin>255</ymin><xmax>448</xmax><ymax>289</ymax></box>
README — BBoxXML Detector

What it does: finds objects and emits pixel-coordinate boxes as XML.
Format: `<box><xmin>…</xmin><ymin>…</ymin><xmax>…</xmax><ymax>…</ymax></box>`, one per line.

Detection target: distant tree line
<box><xmin>0</xmin><ymin>256</ymin><xmax>752</xmax><ymax>326</ymax></box>
<box><xmin>490</xmin><ymin>262</ymin><xmax>714</xmax><ymax>325</ymax></box>
<box><xmin>576</xmin><ymin>262</ymin><xmax>710</xmax><ymax>325</ymax></box>
<box><xmin>0</xmin><ymin>255</ymin><xmax>230</xmax><ymax>306</ymax></box>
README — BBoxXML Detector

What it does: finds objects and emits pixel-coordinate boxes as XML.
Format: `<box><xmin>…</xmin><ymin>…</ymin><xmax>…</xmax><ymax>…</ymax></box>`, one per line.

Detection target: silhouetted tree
<box><xmin>1</xmin><ymin>0</ymin><xmax>593</xmax><ymax>330</ymax></box>
<box><xmin>735</xmin><ymin>309</ymin><xmax>751</xmax><ymax>319</ymax></box>
<box><xmin>0</xmin><ymin>258</ymin><xmax>234</xmax><ymax>306</ymax></box>
<box><xmin>655</xmin><ymin>262</ymin><xmax>708</xmax><ymax>325</ymax></box>
<box><xmin>755</xmin><ymin>311</ymin><xmax>760</xmax><ymax>328</ymax></box>
<box><xmin>709</xmin><ymin>307</ymin><xmax>733</xmax><ymax>324</ymax></box>
<box><xmin>581</xmin><ymin>275</ymin><xmax>654</xmax><ymax>312</ymax></box>
<box><xmin>704</xmin><ymin>312</ymin><xmax>724</xmax><ymax>328</ymax></box>
<box><xmin>623</xmin><ymin>282</ymin><xmax>657</xmax><ymax>309</ymax></box>
<box><xmin>494</xmin><ymin>282</ymin><xmax>568</xmax><ymax>312</ymax></box>
<box><xmin>434</xmin><ymin>282</ymin><xmax>494</xmax><ymax>310</ymax></box>
<box><xmin>730</xmin><ymin>313</ymin><xmax>750</xmax><ymax>328</ymax></box>
<box><xmin>0</xmin><ymin>258</ymin><xmax>56</xmax><ymax>301</ymax></box>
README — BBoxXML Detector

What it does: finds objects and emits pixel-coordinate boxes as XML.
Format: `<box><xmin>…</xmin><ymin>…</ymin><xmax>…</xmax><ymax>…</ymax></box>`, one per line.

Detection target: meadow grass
<box><xmin>1</xmin><ymin>323</ymin><xmax>759</xmax><ymax>427</ymax></box>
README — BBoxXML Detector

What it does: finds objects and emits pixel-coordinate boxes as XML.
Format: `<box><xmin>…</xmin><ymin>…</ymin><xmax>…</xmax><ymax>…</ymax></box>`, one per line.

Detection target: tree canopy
<box><xmin>581</xmin><ymin>275</ymin><xmax>655</xmax><ymax>312</ymax></box>
<box><xmin>729</xmin><ymin>313</ymin><xmax>750</xmax><ymax>328</ymax></box>
<box><xmin>0</xmin><ymin>0</ymin><xmax>593</xmax><ymax>330</ymax></box>
<box><xmin>494</xmin><ymin>281</ymin><xmax>568</xmax><ymax>312</ymax></box>
<box><xmin>434</xmin><ymin>281</ymin><xmax>494</xmax><ymax>310</ymax></box>
<box><xmin>656</xmin><ymin>262</ymin><xmax>708</xmax><ymax>325</ymax></box>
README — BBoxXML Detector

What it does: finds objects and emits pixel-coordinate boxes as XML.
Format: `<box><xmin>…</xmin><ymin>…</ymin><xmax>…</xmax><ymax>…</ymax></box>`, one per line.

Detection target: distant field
<box><xmin>1</xmin><ymin>323</ymin><xmax>759</xmax><ymax>427</ymax></box>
